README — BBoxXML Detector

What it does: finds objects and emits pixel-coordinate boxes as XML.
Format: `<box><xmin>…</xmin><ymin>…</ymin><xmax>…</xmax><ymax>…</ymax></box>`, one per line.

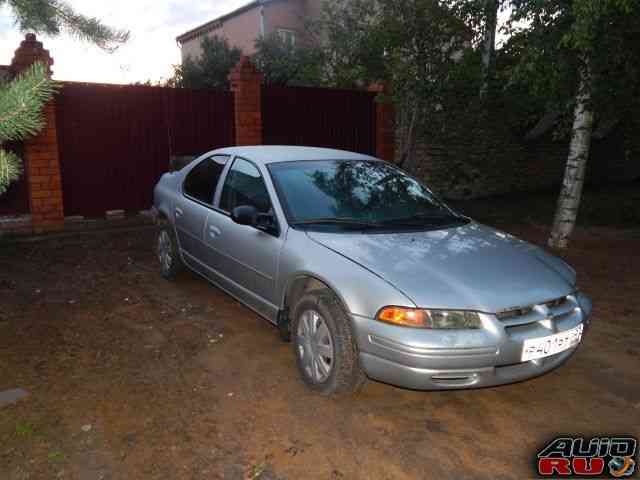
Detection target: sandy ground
<box><xmin>1</xmin><ymin>224</ymin><xmax>638</xmax><ymax>479</ymax></box>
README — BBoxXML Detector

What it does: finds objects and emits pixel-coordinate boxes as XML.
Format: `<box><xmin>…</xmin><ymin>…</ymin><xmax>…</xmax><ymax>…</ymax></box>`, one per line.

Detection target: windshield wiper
<box><xmin>290</xmin><ymin>218</ymin><xmax>384</xmax><ymax>229</ymax></box>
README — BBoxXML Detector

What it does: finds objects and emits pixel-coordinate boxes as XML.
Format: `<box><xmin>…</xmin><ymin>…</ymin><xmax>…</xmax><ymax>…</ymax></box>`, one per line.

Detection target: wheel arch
<box><xmin>283</xmin><ymin>273</ymin><xmax>353</xmax><ymax>323</ymax></box>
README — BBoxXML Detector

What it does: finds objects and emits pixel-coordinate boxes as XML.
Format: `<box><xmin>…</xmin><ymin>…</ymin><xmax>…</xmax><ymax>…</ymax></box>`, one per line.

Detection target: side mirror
<box><xmin>231</xmin><ymin>205</ymin><xmax>258</xmax><ymax>226</ymax></box>
<box><xmin>231</xmin><ymin>205</ymin><xmax>279</xmax><ymax>235</ymax></box>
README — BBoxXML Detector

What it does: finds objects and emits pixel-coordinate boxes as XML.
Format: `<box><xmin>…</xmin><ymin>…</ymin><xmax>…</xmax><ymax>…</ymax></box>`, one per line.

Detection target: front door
<box><xmin>205</xmin><ymin>157</ymin><xmax>284</xmax><ymax>321</ymax></box>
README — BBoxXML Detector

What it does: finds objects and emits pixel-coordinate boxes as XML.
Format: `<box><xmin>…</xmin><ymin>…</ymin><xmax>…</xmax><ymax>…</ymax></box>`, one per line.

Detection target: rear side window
<box><xmin>183</xmin><ymin>155</ymin><xmax>228</xmax><ymax>205</ymax></box>
<box><xmin>219</xmin><ymin>158</ymin><xmax>272</xmax><ymax>214</ymax></box>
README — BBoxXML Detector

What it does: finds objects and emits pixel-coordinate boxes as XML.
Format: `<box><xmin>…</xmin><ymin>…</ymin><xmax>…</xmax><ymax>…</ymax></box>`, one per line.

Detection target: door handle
<box><xmin>175</xmin><ymin>207</ymin><xmax>183</xmax><ymax>218</ymax></box>
<box><xmin>208</xmin><ymin>225</ymin><xmax>222</xmax><ymax>237</ymax></box>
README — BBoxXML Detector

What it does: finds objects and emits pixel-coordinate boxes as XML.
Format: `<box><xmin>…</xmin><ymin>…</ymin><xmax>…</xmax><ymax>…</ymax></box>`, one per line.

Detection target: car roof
<box><xmin>210</xmin><ymin>146</ymin><xmax>379</xmax><ymax>165</ymax></box>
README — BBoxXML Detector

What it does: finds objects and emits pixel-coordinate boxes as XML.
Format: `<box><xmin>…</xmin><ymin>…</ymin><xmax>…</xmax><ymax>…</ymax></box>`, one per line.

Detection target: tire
<box><xmin>291</xmin><ymin>290</ymin><xmax>366</xmax><ymax>395</ymax></box>
<box><xmin>156</xmin><ymin>224</ymin><xmax>183</xmax><ymax>280</ymax></box>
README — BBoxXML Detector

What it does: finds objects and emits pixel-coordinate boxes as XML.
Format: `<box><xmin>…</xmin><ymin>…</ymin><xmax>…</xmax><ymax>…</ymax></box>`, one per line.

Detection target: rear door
<box><xmin>174</xmin><ymin>155</ymin><xmax>228</xmax><ymax>271</ymax></box>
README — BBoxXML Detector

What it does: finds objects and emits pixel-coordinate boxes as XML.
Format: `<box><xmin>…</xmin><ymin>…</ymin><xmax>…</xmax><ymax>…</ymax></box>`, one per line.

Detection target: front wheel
<box><xmin>291</xmin><ymin>291</ymin><xmax>366</xmax><ymax>395</ymax></box>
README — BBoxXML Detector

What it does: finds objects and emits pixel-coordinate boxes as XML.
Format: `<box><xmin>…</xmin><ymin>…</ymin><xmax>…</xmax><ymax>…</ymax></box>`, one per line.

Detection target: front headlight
<box><xmin>376</xmin><ymin>307</ymin><xmax>482</xmax><ymax>329</ymax></box>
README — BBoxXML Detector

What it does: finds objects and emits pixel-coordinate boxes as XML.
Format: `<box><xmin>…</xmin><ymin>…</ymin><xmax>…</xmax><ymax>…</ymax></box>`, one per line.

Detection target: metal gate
<box><xmin>262</xmin><ymin>85</ymin><xmax>376</xmax><ymax>155</ymax></box>
<box><xmin>56</xmin><ymin>83</ymin><xmax>234</xmax><ymax>217</ymax></box>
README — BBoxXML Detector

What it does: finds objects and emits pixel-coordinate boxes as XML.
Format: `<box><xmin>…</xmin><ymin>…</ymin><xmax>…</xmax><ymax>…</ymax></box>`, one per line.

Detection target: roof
<box><xmin>176</xmin><ymin>0</ymin><xmax>271</xmax><ymax>44</ymax></box>
<box><xmin>211</xmin><ymin>146</ymin><xmax>379</xmax><ymax>164</ymax></box>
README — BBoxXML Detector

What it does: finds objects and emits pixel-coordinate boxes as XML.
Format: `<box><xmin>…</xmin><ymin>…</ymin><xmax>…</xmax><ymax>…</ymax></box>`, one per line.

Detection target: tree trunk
<box><xmin>548</xmin><ymin>63</ymin><xmax>594</xmax><ymax>249</ymax></box>
<box><xmin>397</xmin><ymin>99</ymin><xmax>419</xmax><ymax>169</ymax></box>
<box><xmin>479</xmin><ymin>0</ymin><xmax>498</xmax><ymax>98</ymax></box>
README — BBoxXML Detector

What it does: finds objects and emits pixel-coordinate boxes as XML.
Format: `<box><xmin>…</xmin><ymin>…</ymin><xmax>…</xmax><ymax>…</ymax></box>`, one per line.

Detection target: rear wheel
<box><xmin>157</xmin><ymin>225</ymin><xmax>183</xmax><ymax>280</ymax></box>
<box><xmin>291</xmin><ymin>291</ymin><xmax>366</xmax><ymax>395</ymax></box>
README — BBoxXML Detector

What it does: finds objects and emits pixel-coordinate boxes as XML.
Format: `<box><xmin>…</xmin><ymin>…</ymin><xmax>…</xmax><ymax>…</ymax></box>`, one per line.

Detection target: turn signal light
<box><xmin>377</xmin><ymin>307</ymin><xmax>428</xmax><ymax>327</ymax></box>
<box><xmin>376</xmin><ymin>307</ymin><xmax>483</xmax><ymax>329</ymax></box>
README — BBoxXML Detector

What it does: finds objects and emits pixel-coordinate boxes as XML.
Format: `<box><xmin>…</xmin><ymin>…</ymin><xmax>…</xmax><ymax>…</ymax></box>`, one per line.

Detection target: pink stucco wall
<box><xmin>180</xmin><ymin>0</ymin><xmax>324</xmax><ymax>62</ymax></box>
<box><xmin>263</xmin><ymin>0</ymin><xmax>306</xmax><ymax>38</ymax></box>
<box><xmin>181</xmin><ymin>7</ymin><xmax>262</xmax><ymax>61</ymax></box>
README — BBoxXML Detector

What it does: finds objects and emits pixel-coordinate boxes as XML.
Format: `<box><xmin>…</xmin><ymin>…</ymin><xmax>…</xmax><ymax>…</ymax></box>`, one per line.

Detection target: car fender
<box><xmin>153</xmin><ymin>172</ymin><xmax>181</xmax><ymax>225</ymax></box>
<box><xmin>277</xmin><ymin>228</ymin><xmax>416</xmax><ymax>320</ymax></box>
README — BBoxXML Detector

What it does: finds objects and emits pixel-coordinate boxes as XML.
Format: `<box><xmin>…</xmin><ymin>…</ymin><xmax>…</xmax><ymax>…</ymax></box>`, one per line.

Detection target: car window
<box><xmin>268</xmin><ymin>160</ymin><xmax>465</xmax><ymax>232</ymax></box>
<box><xmin>219</xmin><ymin>158</ymin><xmax>272</xmax><ymax>214</ymax></box>
<box><xmin>183</xmin><ymin>155</ymin><xmax>228</xmax><ymax>205</ymax></box>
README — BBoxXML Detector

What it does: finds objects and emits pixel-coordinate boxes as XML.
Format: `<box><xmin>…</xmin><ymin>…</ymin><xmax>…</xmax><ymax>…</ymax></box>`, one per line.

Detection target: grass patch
<box><xmin>248</xmin><ymin>462</ymin><xmax>267</xmax><ymax>480</ymax></box>
<box><xmin>14</xmin><ymin>421</ymin><xmax>35</xmax><ymax>438</ymax></box>
<box><xmin>48</xmin><ymin>451</ymin><xmax>66</xmax><ymax>462</ymax></box>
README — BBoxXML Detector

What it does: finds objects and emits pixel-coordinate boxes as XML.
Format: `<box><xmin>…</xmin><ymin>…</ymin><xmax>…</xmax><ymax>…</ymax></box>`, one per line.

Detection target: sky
<box><xmin>0</xmin><ymin>0</ymin><xmax>248</xmax><ymax>84</ymax></box>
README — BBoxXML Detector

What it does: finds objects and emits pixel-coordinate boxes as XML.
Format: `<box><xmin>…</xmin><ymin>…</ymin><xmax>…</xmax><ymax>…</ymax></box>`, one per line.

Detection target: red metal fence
<box><xmin>262</xmin><ymin>86</ymin><xmax>377</xmax><ymax>156</ymax></box>
<box><xmin>56</xmin><ymin>83</ymin><xmax>234</xmax><ymax>217</ymax></box>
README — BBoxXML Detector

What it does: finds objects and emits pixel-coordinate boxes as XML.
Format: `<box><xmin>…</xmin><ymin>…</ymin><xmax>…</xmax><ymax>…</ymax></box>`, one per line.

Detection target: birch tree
<box><xmin>479</xmin><ymin>0</ymin><xmax>498</xmax><ymax>98</ymax></box>
<box><xmin>445</xmin><ymin>0</ymin><xmax>503</xmax><ymax>98</ymax></box>
<box><xmin>507</xmin><ymin>0</ymin><xmax>639</xmax><ymax>248</ymax></box>
<box><xmin>548</xmin><ymin>58</ymin><xmax>593</xmax><ymax>248</ymax></box>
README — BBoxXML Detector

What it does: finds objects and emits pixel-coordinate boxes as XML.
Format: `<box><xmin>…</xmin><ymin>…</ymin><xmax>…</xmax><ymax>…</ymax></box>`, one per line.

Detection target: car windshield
<box><xmin>268</xmin><ymin>160</ymin><xmax>467</xmax><ymax>231</ymax></box>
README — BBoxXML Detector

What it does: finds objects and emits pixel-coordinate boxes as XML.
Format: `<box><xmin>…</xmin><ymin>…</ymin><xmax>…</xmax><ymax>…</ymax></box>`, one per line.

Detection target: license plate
<box><xmin>521</xmin><ymin>324</ymin><xmax>583</xmax><ymax>362</ymax></box>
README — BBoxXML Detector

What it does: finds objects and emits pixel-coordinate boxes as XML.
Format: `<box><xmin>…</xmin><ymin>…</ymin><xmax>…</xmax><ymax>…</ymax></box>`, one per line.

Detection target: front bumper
<box><xmin>352</xmin><ymin>292</ymin><xmax>592</xmax><ymax>390</ymax></box>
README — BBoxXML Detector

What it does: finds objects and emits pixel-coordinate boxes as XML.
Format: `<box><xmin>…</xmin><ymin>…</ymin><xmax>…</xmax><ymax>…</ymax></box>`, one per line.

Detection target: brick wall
<box><xmin>8</xmin><ymin>34</ymin><xmax>65</xmax><ymax>232</ymax></box>
<box><xmin>368</xmin><ymin>83</ymin><xmax>395</xmax><ymax>162</ymax></box>
<box><xmin>404</xmin><ymin>107</ymin><xmax>640</xmax><ymax>200</ymax></box>
<box><xmin>24</xmin><ymin>103</ymin><xmax>64</xmax><ymax>230</ymax></box>
<box><xmin>229</xmin><ymin>56</ymin><xmax>263</xmax><ymax>145</ymax></box>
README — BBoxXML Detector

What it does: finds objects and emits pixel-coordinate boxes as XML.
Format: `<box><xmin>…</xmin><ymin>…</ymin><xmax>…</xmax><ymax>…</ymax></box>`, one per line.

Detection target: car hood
<box><xmin>306</xmin><ymin>222</ymin><xmax>576</xmax><ymax>313</ymax></box>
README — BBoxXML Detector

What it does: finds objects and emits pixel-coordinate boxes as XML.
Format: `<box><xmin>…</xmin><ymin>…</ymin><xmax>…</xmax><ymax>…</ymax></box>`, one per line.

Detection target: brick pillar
<box><xmin>228</xmin><ymin>56</ymin><xmax>263</xmax><ymax>146</ymax></box>
<box><xmin>368</xmin><ymin>83</ymin><xmax>396</xmax><ymax>162</ymax></box>
<box><xmin>11</xmin><ymin>34</ymin><xmax>64</xmax><ymax>232</ymax></box>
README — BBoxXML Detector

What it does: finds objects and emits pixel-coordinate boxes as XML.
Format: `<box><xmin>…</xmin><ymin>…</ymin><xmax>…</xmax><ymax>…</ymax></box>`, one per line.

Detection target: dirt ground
<box><xmin>1</xmin><ymin>222</ymin><xmax>639</xmax><ymax>480</ymax></box>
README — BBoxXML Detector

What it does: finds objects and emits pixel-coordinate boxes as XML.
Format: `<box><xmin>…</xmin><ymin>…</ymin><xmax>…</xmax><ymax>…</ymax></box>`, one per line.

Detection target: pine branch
<box><xmin>6</xmin><ymin>0</ymin><xmax>130</xmax><ymax>52</ymax></box>
<box><xmin>0</xmin><ymin>62</ymin><xmax>58</xmax><ymax>143</ymax></box>
<box><xmin>0</xmin><ymin>149</ymin><xmax>23</xmax><ymax>195</ymax></box>
<box><xmin>52</xmin><ymin>1</ymin><xmax>130</xmax><ymax>53</ymax></box>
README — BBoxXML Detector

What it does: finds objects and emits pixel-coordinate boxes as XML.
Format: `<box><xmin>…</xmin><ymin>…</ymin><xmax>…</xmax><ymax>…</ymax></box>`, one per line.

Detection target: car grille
<box><xmin>496</xmin><ymin>295</ymin><xmax>575</xmax><ymax>327</ymax></box>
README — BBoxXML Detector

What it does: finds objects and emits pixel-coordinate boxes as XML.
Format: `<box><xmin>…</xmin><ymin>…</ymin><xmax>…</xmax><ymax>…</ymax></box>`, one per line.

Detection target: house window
<box><xmin>277</xmin><ymin>29</ymin><xmax>296</xmax><ymax>47</ymax></box>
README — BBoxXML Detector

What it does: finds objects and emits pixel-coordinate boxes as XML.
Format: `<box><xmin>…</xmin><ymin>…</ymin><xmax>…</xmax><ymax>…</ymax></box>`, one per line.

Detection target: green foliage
<box><xmin>1</xmin><ymin>0</ymin><xmax>129</xmax><ymax>52</ymax></box>
<box><xmin>504</xmin><ymin>0</ymin><xmax>640</xmax><ymax>129</ymax></box>
<box><xmin>176</xmin><ymin>34</ymin><xmax>326</xmax><ymax>88</ymax></box>
<box><xmin>175</xmin><ymin>36</ymin><xmax>242</xmax><ymax>89</ymax></box>
<box><xmin>321</xmin><ymin>0</ymin><xmax>469</xmax><ymax>166</ymax></box>
<box><xmin>253</xmin><ymin>33</ymin><xmax>325</xmax><ymax>86</ymax></box>
<box><xmin>320</xmin><ymin>0</ymin><xmax>386</xmax><ymax>88</ymax></box>
<box><xmin>0</xmin><ymin>150</ymin><xmax>23</xmax><ymax>195</ymax></box>
<box><xmin>0</xmin><ymin>63</ymin><xmax>57</xmax><ymax>142</ymax></box>
<box><xmin>0</xmin><ymin>63</ymin><xmax>57</xmax><ymax>195</ymax></box>
<box><xmin>445</xmin><ymin>0</ymin><xmax>500</xmax><ymax>46</ymax></box>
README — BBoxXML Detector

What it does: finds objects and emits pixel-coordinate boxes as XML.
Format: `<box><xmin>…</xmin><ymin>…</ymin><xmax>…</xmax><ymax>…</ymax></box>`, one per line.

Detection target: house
<box><xmin>176</xmin><ymin>0</ymin><xmax>324</xmax><ymax>62</ymax></box>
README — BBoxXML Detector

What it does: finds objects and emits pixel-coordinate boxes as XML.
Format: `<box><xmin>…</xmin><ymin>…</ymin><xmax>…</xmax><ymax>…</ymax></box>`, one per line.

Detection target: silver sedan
<box><xmin>153</xmin><ymin>146</ymin><xmax>592</xmax><ymax>395</ymax></box>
